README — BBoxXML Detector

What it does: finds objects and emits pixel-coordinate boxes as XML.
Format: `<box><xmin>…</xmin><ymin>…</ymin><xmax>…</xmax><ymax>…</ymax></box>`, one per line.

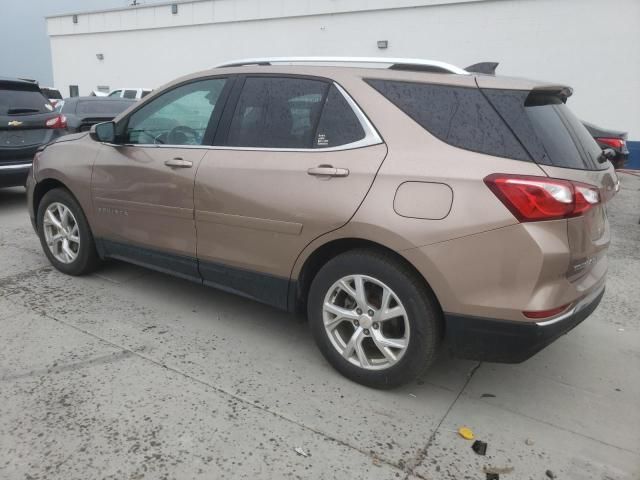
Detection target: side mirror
<box><xmin>90</xmin><ymin>121</ymin><xmax>116</xmax><ymax>143</ymax></box>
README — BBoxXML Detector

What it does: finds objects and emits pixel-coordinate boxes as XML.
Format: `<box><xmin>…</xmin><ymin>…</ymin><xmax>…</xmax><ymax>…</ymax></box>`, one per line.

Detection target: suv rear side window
<box><xmin>366</xmin><ymin>79</ymin><xmax>529</xmax><ymax>161</ymax></box>
<box><xmin>0</xmin><ymin>84</ymin><xmax>52</xmax><ymax>115</ymax></box>
<box><xmin>227</xmin><ymin>77</ymin><xmax>328</xmax><ymax>149</ymax></box>
<box><xmin>314</xmin><ymin>85</ymin><xmax>365</xmax><ymax>148</ymax></box>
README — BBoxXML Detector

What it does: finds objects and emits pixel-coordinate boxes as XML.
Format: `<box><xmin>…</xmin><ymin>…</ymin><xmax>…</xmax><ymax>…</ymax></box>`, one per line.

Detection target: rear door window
<box><xmin>226</xmin><ymin>77</ymin><xmax>328</xmax><ymax>149</ymax></box>
<box><xmin>314</xmin><ymin>85</ymin><xmax>365</xmax><ymax>148</ymax></box>
<box><xmin>123</xmin><ymin>90</ymin><xmax>138</xmax><ymax>99</ymax></box>
<box><xmin>0</xmin><ymin>84</ymin><xmax>52</xmax><ymax>115</ymax></box>
<box><xmin>366</xmin><ymin>79</ymin><xmax>529</xmax><ymax>161</ymax></box>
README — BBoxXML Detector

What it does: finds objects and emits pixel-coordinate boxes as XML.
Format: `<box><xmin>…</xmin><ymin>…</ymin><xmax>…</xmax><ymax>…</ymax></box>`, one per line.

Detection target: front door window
<box><xmin>125</xmin><ymin>78</ymin><xmax>227</xmax><ymax>146</ymax></box>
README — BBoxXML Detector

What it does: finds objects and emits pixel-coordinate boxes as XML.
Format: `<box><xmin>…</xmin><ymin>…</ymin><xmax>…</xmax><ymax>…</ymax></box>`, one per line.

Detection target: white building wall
<box><xmin>48</xmin><ymin>0</ymin><xmax>640</xmax><ymax>137</ymax></box>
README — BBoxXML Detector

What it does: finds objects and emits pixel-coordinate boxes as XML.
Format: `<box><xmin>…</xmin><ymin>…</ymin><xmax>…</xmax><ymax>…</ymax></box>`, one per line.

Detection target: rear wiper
<box><xmin>7</xmin><ymin>108</ymin><xmax>40</xmax><ymax>115</ymax></box>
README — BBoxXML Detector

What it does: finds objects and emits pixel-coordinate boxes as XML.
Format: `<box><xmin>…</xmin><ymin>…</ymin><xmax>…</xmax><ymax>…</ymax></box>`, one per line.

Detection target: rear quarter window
<box><xmin>365</xmin><ymin>79</ymin><xmax>530</xmax><ymax>161</ymax></box>
<box><xmin>314</xmin><ymin>85</ymin><xmax>365</xmax><ymax>148</ymax></box>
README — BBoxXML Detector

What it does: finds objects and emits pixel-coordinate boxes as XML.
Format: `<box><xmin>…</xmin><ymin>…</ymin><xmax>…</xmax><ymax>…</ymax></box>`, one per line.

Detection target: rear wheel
<box><xmin>308</xmin><ymin>249</ymin><xmax>441</xmax><ymax>388</ymax></box>
<box><xmin>37</xmin><ymin>188</ymin><xmax>101</xmax><ymax>275</ymax></box>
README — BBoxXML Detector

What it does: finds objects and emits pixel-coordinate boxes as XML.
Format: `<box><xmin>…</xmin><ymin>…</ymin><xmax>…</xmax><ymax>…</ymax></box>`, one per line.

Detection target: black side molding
<box><xmin>96</xmin><ymin>238</ymin><xmax>291</xmax><ymax>311</ymax></box>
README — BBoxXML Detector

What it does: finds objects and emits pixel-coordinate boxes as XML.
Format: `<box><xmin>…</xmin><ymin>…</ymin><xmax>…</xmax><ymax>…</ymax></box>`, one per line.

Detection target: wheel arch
<box><xmin>290</xmin><ymin>237</ymin><xmax>444</xmax><ymax>319</ymax></box>
<box><xmin>32</xmin><ymin>178</ymin><xmax>72</xmax><ymax>222</ymax></box>
<box><xmin>32</xmin><ymin>177</ymin><xmax>93</xmax><ymax>237</ymax></box>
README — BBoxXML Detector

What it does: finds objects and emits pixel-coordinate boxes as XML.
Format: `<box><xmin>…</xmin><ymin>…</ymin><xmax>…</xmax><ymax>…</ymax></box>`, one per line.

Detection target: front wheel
<box><xmin>36</xmin><ymin>188</ymin><xmax>101</xmax><ymax>276</ymax></box>
<box><xmin>308</xmin><ymin>249</ymin><xmax>442</xmax><ymax>388</ymax></box>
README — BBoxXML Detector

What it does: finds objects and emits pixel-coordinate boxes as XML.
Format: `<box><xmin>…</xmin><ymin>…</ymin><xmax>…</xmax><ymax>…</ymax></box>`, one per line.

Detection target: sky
<box><xmin>0</xmin><ymin>0</ymin><xmax>164</xmax><ymax>86</ymax></box>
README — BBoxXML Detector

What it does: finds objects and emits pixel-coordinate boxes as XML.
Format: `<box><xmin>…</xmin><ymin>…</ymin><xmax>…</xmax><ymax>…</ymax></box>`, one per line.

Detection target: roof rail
<box><xmin>215</xmin><ymin>57</ymin><xmax>469</xmax><ymax>75</ymax></box>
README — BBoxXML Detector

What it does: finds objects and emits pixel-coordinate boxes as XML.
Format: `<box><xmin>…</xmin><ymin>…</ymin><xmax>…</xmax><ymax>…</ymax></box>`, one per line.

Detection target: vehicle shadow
<box><xmin>92</xmin><ymin>258</ymin><xmax>476</xmax><ymax>392</ymax></box>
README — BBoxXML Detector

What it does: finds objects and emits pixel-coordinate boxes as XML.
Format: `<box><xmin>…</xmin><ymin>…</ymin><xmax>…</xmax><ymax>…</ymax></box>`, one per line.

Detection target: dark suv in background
<box><xmin>57</xmin><ymin>96</ymin><xmax>136</xmax><ymax>133</ymax></box>
<box><xmin>0</xmin><ymin>77</ymin><xmax>66</xmax><ymax>188</ymax></box>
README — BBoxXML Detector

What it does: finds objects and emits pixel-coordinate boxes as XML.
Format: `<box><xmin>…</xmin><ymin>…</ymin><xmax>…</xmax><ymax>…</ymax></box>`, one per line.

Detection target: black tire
<box><xmin>308</xmin><ymin>249</ymin><xmax>442</xmax><ymax>389</ymax></box>
<box><xmin>36</xmin><ymin>188</ymin><xmax>101</xmax><ymax>276</ymax></box>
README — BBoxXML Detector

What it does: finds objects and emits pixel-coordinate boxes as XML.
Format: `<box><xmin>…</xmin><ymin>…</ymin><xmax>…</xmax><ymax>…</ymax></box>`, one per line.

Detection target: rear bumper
<box><xmin>445</xmin><ymin>284</ymin><xmax>605</xmax><ymax>363</ymax></box>
<box><xmin>0</xmin><ymin>161</ymin><xmax>31</xmax><ymax>187</ymax></box>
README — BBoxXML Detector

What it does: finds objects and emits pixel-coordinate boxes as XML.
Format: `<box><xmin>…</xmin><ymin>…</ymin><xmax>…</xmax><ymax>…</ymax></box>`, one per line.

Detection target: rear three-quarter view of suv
<box><xmin>26</xmin><ymin>58</ymin><xmax>616</xmax><ymax>388</ymax></box>
<box><xmin>1</xmin><ymin>77</ymin><xmax>66</xmax><ymax>187</ymax></box>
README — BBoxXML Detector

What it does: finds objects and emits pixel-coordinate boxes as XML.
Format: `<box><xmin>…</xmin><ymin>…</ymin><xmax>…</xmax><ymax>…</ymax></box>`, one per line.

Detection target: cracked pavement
<box><xmin>0</xmin><ymin>173</ymin><xmax>639</xmax><ymax>479</ymax></box>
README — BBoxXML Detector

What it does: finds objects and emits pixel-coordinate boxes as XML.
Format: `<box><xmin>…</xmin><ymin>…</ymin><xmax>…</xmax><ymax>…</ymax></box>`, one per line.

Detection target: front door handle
<box><xmin>307</xmin><ymin>165</ymin><xmax>350</xmax><ymax>178</ymax></box>
<box><xmin>164</xmin><ymin>158</ymin><xmax>193</xmax><ymax>168</ymax></box>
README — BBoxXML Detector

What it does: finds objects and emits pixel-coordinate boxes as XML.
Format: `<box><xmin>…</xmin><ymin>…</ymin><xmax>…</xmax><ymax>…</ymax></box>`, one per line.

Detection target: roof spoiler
<box><xmin>528</xmin><ymin>85</ymin><xmax>574</xmax><ymax>103</ymax></box>
<box><xmin>465</xmin><ymin>62</ymin><xmax>499</xmax><ymax>75</ymax></box>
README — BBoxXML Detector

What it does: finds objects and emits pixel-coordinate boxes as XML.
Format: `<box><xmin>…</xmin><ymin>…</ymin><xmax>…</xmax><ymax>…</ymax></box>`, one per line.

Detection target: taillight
<box><xmin>523</xmin><ymin>304</ymin><xmax>570</xmax><ymax>319</ymax></box>
<box><xmin>596</xmin><ymin>137</ymin><xmax>624</xmax><ymax>150</ymax></box>
<box><xmin>45</xmin><ymin>115</ymin><xmax>67</xmax><ymax>129</ymax></box>
<box><xmin>484</xmin><ymin>174</ymin><xmax>600</xmax><ymax>222</ymax></box>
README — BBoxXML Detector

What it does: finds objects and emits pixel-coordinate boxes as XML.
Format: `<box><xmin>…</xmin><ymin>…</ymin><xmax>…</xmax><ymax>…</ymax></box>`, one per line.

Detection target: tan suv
<box><xmin>27</xmin><ymin>57</ymin><xmax>616</xmax><ymax>388</ymax></box>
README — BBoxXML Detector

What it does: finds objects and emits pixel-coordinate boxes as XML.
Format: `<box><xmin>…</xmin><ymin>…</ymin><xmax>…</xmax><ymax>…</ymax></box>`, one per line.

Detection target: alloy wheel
<box><xmin>322</xmin><ymin>274</ymin><xmax>410</xmax><ymax>370</ymax></box>
<box><xmin>43</xmin><ymin>202</ymin><xmax>80</xmax><ymax>264</ymax></box>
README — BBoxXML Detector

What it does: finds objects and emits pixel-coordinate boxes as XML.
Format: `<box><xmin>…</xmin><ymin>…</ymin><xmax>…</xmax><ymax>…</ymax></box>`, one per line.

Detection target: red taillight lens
<box><xmin>484</xmin><ymin>174</ymin><xmax>600</xmax><ymax>222</ymax></box>
<box><xmin>596</xmin><ymin>137</ymin><xmax>624</xmax><ymax>150</ymax></box>
<box><xmin>523</xmin><ymin>304</ymin><xmax>570</xmax><ymax>319</ymax></box>
<box><xmin>45</xmin><ymin>115</ymin><xmax>67</xmax><ymax>129</ymax></box>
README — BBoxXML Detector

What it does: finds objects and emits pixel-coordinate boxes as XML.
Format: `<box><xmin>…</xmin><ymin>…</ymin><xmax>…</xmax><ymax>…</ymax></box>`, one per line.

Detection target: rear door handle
<box><xmin>164</xmin><ymin>158</ymin><xmax>193</xmax><ymax>168</ymax></box>
<box><xmin>307</xmin><ymin>165</ymin><xmax>349</xmax><ymax>178</ymax></box>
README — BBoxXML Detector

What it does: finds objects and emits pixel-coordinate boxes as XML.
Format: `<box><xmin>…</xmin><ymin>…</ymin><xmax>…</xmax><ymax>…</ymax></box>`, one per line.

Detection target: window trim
<box><xmin>107</xmin><ymin>73</ymin><xmax>382</xmax><ymax>152</ymax></box>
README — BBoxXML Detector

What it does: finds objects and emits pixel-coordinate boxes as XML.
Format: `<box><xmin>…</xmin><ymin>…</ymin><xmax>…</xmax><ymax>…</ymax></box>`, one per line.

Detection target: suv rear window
<box><xmin>0</xmin><ymin>83</ymin><xmax>52</xmax><ymax>115</ymax></box>
<box><xmin>365</xmin><ymin>79</ymin><xmax>529</xmax><ymax>161</ymax></box>
<box><xmin>481</xmin><ymin>90</ymin><xmax>606</xmax><ymax>171</ymax></box>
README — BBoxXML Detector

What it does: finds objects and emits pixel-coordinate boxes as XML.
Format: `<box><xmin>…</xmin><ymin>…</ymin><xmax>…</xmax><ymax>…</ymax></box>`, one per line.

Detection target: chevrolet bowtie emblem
<box><xmin>8</xmin><ymin>120</ymin><xmax>23</xmax><ymax>127</ymax></box>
